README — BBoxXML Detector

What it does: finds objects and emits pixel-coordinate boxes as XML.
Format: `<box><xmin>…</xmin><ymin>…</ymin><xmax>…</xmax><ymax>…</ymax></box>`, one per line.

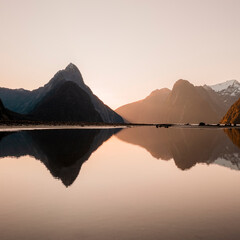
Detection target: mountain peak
<box><xmin>65</xmin><ymin>63</ymin><xmax>80</xmax><ymax>74</ymax></box>
<box><xmin>172</xmin><ymin>79</ymin><xmax>195</xmax><ymax>92</ymax></box>
<box><xmin>174</xmin><ymin>79</ymin><xmax>192</xmax><ymax>87</ymax></box>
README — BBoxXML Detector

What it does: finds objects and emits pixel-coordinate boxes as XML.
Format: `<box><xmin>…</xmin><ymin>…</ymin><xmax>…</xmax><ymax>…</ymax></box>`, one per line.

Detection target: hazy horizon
<box><xmin>1</xmin><ymin>0</ymin><xmax>240</xmax><ymax>109</ymax></box>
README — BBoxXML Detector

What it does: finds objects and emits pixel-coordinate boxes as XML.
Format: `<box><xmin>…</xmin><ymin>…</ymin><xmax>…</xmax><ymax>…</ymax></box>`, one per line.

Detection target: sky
<box><xmin>1</xmin><ymin>0</ymin><xmax>240</xmax><ymax>109</ymax></box>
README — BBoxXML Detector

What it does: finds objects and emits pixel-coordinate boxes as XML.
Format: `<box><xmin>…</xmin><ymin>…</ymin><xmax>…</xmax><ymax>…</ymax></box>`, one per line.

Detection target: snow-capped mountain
<box><xmin>202</xmin><ymin>80</ymin><xmax>240</xmax><ymax>109</ymax></box>
<box><xmin>208</xmin><ymin>79</ymin><xmax>240</xmax><ymax>96</ymax></box>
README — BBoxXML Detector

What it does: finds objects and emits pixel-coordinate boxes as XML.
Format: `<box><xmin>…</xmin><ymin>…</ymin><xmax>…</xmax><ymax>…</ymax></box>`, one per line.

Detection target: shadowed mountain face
<box><xmin>117</xmin><ymin>127</ymin><xmax>240</xmax><ymax>170</ymax></box>
<box><xmin>30</xmin><ymin>81</ymin><xmax>103</xmax><ymax>122</ymax></box>
<box><xmin>221</xmin><ymin>98</ymin><xmax>240</xmax><ymax>124</ymax></box>
<box><xmin>0</xmin><ymin>63</ymin><xmax>123</xmax><ymax>123</ymax></box>
<box><xmin>0</xmin><ymin>98</ymin><xmax>25</xmax><ymax>121</ymax></box>
<box><xmin>0</xmin><ymin>99</ymin><xmax>9</xmax><ymax>121</ymax></box>
<box><xmin>0</xmin><ymin>128</ymin><xmax>119</xmax><ymax>187</ymax></box>
<box><xmin>116</xmin><ymin>79</ymin><xmax>230</xmax><ymax>124</ymax></box>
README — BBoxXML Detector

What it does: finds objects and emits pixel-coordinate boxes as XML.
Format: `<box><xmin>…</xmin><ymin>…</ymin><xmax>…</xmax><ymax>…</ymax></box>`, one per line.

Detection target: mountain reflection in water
<box><xmin>0</xmin><ymin>129</ymin><xmax>118</xmax><ymax>187</ymax></box>
<box><xmin>1</xmin><ymin>127</ymin><xmax>240</xmax><ymax>187</ymax></box>
<box><xmin>225</xmin><ymin>128</ymin><xmax>240</xmax><ymax>149</ymax></box>
<box><xmin>117</xmin><ymin>127</ymin><xmax>240</xmax><ymax>170</ymax></box>
<box><xmin>1</xmin><ymin>127</ymin><xmax>240</xmax><ymax>240</ymax></box>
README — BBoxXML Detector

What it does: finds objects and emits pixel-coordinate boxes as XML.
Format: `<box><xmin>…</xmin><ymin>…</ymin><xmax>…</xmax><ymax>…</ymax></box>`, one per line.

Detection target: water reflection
<box><xmin>1</xmin><ymin>127</ymin><xmax>240</xmax><ymax>187</ymax></box>
<box><xmin>225</xmin><ymin>128</ymin><xmax>240</xmax><ymax>149</ymax></box>
<box><xmin>1</xmin><ymin>127</ymin><xmax>240</xmax><ymax>240</ymax></box>
<box><xmin>0</xmin><ymin>129</ymin><xmax>118</xmax><ymax>187</ymax></box>
<box><xmin>117</xmin><ymin>127</ymin><xmax>240</xmax><ymax>170</ymax></box>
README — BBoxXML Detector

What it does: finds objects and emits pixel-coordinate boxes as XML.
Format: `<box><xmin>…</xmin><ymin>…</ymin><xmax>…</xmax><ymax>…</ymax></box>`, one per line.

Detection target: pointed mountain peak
<box><xmin>42</xmin><ymin>63</ymin><xmax>85</xmax><ymax>98</ymax></box>
<box><xmin>65</xmin><ymin>63</ymin><xmax>80</xmax><ymax>74</ymax></box>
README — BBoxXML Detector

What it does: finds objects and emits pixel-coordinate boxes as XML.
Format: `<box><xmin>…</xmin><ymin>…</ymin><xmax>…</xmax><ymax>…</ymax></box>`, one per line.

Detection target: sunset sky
<box><xmin>1</xmin><ymin>0</ymin><xmax>240</xmax><ymax>109</ymax></box>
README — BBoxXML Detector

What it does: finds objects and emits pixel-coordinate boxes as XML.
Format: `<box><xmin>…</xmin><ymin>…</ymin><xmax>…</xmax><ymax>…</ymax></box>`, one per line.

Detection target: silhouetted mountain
<box><xmin>30</xmin><ymin>81</ymin><xmax>102</xmax><ymax>122</ymax></box>
<box><xmin>116</xmin><ymin>79</ymin><xmax>227</xmax><ymax>123</ymax></box>
<box><xmin>0</xmin><ymin>99</ymin><xmax>8</xmax><ymax>120</ymax></box>
<box><xmin>116</xmin><ymin>127</ymin><xmax>240</xmax><ymax>170</ymax></box>
<box><xmin>0</xmin><ymin>128</ymin><xmax>119</xmax><ymax>186</ymax></box>
<box><xmin>0</xmin><ymin>63</ymin><xmax>124</xmax><ymax>123</ymax></box>
<box><xmin>0</xmin><ymin>98</ymin><xmax>25</xmax><ymax>121</ymax></box>
<box><xmin>221</xmin><ymin>98</ymin><xmax>240</xmax><ymax>124</ymax></box>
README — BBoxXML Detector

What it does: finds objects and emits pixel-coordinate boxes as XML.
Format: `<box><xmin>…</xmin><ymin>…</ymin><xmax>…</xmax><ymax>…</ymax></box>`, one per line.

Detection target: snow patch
<box><xmin>207</xmin><ymin>80</ymin><xmax>240</xmax><ymax>98</ymax></box>
<box><xmin>209</xmin><ymin>80</ymin><xmax>239</xmax><ymax>92</ymax></box>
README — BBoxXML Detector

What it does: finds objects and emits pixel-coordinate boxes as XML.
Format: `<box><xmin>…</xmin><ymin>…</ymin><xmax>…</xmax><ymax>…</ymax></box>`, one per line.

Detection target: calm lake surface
<box><xmin>1</xmin><ymin>126</ymin><xmax>240</xmax><ymax>240</ymax></box>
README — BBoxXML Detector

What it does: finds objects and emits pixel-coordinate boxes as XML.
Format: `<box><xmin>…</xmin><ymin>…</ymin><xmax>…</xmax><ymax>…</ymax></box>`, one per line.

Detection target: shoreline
<box><xmin>0</xmin><ymin>122</ymin><xmax>240</xmax><ymax>132</ymax></box>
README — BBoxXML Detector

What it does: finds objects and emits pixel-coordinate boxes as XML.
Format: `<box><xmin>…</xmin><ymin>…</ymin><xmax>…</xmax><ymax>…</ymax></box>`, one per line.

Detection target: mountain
<box><xmin>204</xmin><ymin>79</ymin><xmax>240</xmax><ymax>108</ymax></box>
<box><xmin>30</xmin><ymin>81</ymin><xmax>102</xmax><ymax>122</ymax></box>
<box><xmin>0</xmin><ymin>63</ymin><xmax>124</xmax><ymax>123</ymax></box>
<box><xmin>0</xmin><ymin>128</ymin><xmax>119</xmax><ymax>187</ymax></box>
<box><xmin>0</xmin><ymin>99</ymin><xmax>8</xmax><ymax>120</ymax></box>
<box><xmin>116</xmin><ymin>127</ymin><xmax>240</xmax><ymax>171</ymax></box>
<box><xmin>165</xmin><ymin>80</ymin><xmax>224</xmax><ymax>123</ymax></box>
<box><xmin>208</xmin><ymin>79</ymin><xmax>240</xmax><ymax>96</ymax></box>
<box><xmin>116</xmin><ymin>79</ymin><xmax>226</xmax><ymax>123</ymax></box>
<box><xmin>0</xmin><ymin>98</ymin><xmax>24</xmax><ymax>121</ymax></box>
<box><xmin>116</xmin><ymin>88</ymin><xmax>171</xmax><ymax>123</ymax></box>
<box><xmin>221</xmin><ymin>97</ymin><xmax>240</xmax><ymax>124</ymax></box>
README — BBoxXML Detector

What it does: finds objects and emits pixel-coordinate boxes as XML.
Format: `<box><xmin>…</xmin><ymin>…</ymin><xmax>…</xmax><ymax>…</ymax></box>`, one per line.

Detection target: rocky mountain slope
<box><xmin>221</xmin><ymin>97</ymin><xmax>240</xmax><ymax>124</ymax></box>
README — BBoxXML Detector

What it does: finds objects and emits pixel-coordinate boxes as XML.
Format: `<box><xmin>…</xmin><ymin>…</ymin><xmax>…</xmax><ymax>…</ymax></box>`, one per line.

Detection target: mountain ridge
<box><xmin>208</xmin><ymin>79</ymin><xmax>240</xmax><ymax>94</ymax></box>
<box><xmin>116</xmin><ymin>79</ymin><xmax>240</xmax><ymax>124</ymax></box>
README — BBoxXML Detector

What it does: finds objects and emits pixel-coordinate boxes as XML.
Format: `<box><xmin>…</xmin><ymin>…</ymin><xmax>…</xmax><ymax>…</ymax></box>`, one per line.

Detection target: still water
<box><xmin>0</xmin><ymin>127</ymin><xmax>240</xmax><ymax>240</ymax></box>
